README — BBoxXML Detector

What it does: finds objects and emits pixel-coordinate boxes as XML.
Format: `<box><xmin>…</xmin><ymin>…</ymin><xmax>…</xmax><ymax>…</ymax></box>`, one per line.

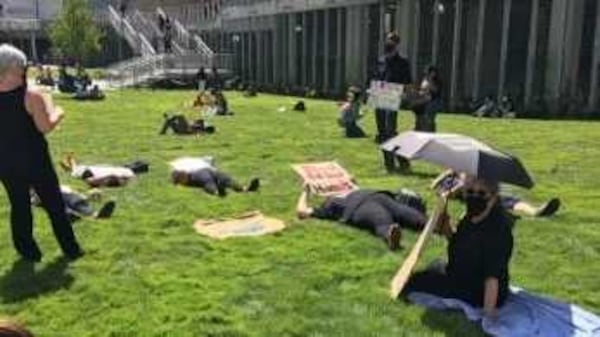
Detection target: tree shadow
<box><xmin>0</xmin><ymin>257</ymin><xmax>75</xmax><ymax>303</ymax></box>
<box><xmin>421</xmin><ymin>309</ymin><xmax>487</xmax><ymax>337</ymax></box>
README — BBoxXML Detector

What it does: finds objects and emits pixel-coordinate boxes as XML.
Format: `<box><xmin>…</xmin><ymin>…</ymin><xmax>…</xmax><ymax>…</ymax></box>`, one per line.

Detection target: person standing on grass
<box><xmin>373</xmin><ymin>32</ymin><xmax>413</xmax><ymax>173</ymax></box>
<box><xmin>0</xmin><ymin>44</ymin><xmax>83</xmax><ymax>262</ymax></box>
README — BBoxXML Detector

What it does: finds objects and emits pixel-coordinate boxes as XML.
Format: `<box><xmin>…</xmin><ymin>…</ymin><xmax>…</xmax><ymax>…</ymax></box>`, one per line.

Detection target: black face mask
<box><xmin>465</xmin><ymin>195</ymin><xmax>489</xmax><ymax>217</ymax></box>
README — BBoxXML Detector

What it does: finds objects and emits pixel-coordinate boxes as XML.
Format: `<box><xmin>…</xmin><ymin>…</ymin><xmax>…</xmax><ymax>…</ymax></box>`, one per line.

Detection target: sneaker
<box><xmin>536</xmin><ymin>198</ymin><xmax>561</xmax><ymax>217</ymax></box>
<box><xmin>386</xmin><ymin>224</ymin><xmax>402</xmax><ymax>251</ymax></box>
<box><xmin>95</xmin><ymin>201</ymin><xmax>116</xmax><ymax>219</ymax></box>
<box><xmin>247</xmin><ymin>178</ymin><xmax>260</xmax><ymax>192</ymax></box>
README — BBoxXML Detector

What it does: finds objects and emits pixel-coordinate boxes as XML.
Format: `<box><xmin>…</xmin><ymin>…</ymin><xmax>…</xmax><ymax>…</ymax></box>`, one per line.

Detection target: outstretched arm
<box><xmin>296</xmin><ymin>184</ymin><xmax>314</xmax><ymax>219</ymax></box>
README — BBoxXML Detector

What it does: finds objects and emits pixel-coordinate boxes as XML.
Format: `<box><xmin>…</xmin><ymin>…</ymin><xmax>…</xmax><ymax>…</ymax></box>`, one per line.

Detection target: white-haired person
<box><xmin>0</xmin><ymin>44</ymin><xmax>83</xmax><ymax>262</ymax></box>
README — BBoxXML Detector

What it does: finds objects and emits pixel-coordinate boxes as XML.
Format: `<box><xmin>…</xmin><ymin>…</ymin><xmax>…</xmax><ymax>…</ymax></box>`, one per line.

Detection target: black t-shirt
<box><xmin>447</xmin><ymin>204</ymin><xmax>514</xmax><ymax>305</ymax></box>
<box><xmin>375</xmin><ymin>53</ymin><xmax>412</xmax><ymax>85</ymax></box>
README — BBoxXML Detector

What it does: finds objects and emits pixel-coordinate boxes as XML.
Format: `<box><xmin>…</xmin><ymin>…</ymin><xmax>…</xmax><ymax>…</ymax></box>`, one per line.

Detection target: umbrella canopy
<box><xmin>381</xmin><ymin>131</ymin><xmax>534</xmax><ymax>188</ymax></box>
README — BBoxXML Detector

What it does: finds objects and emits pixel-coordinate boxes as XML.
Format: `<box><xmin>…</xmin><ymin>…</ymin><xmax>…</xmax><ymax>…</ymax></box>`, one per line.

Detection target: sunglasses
<box><xmin>464</xmin><ymin>188</ymin><xmax>491</xmax><ymax>198</ymax></box>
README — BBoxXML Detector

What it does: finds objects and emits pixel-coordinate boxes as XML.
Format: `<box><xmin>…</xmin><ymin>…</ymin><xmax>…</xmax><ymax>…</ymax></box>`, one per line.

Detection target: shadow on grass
<box><xmin>0</xmin><ymin>257</ymin><xmax>74</xmax><ymax>303</ymax></box>
<box><xmin>421</xmin><ymin>309</ymin><xmax>485</xmax><ymax>337</ymax></box>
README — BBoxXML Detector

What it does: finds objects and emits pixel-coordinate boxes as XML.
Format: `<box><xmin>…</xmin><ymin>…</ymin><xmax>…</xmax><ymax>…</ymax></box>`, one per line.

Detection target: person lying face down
<box><xmin>296</xmin><ymin>185</ymin><xmax>428</xmax><ymax>250</ymax></box>
<box><xmin>432</xmin><ymin>170</ymin><xmax>561</xmax><ymax>217</ymax></box>
<box><xmin>31</xmin><ymin>185</ymin><xmax>116</xmax><ymax>222</ymax></box>
<box><xmin>403</xmin><ymin>176</ymin><xmax>514</xmax><ymax>320</ymax></box>
<box><xmin>171</xmin><ymin>168</ymin><xmax>260</xmax><ymax>198</ymax></box>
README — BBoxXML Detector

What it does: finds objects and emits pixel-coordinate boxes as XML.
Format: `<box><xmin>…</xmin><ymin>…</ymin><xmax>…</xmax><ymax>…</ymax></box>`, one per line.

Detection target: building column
<box><xmin>431</xmin><ymin>0</ymin><xmax>441</xmax><ymax>66</ymax></box>
<box><xmin>379</xmin><ymin>0</ymin><xmax>386</xmax><ymax>55</ymax></box>
<box><xmin>497</xmin><ymin>0</ymin><xmax>512</xmax><ymax>100</ymax></box>
<box><xmin>29</xmin><ymin>31</ymin><xmax>37</xmax><ymax>62</ymax></box>
<box><xmin>546</xmin><ymin>0</ymin><xmax>585</xmax><ymax>110</ymax></box>
<box><xmin>472</xmin><ymin>0</ymin><xmax>487</xmax><ymax>100</ymax></box>
<box><xmin>273</xmin><ymin>16</ymin><xmax>281</xmax><ymax>86</ymax></box>
<box><xmin>524</xmin><ymin>0</ymin><xmax>540</xmax><ymax>109</ymax></box>
<box><xmin>345</xmin><ymin>6</ymin><xmax>358</xmax><ymax>85</ymax></box>
<box><xmin>256</xmin><ymin>30</ymin><xmax>263</xmax><ymax>85</ymax></box>
<box><xmin>289</xmin><ymin>13</ymin><xmax>297</xmax><ymax>86</ymax></box>
<box><xmin>397</xmin><ymin>0</ymin><xmax>414</xmax><ymax>58</ymax></box>
<box><xmin>335</xmin><ymin>8</ymin><xmax>344</xmax><ymax>92</ymax></box>
<box><xmin>411</xmin><ymin>0</ymin><xmax>421</xmax><ymax>81</ymax></box>
<box><xmin>450</xmin><ymin>0</ymin><xmax>463</xmax><ymax>110</ymax></box>
<box><xmin>301</xmin><ymin>12</ymin><xmax>308</xmax><ymax>87</ymax></box>
<box><xmin>241</xmin><ymin>31</ymin><xmax>247</xmax><ymax>82</ymax></box>
<box><xmin>589</xmin><ymin>0</ymin><xmax>600</xmax><ymax>110</ymax></box>
<box><xmin>312</xmin><ymin>12</ymin><xmax>318</xmax><ymax>89</ymax></box>
<box><xmin>323</xmin><ymin>9</ymin><xmax>331</xmax><ymax>94</ymax></box>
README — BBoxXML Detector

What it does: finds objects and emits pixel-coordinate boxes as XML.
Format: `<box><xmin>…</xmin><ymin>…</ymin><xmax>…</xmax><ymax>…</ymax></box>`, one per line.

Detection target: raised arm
<box><xmin>296</xmin><ymin>184</ymin><xmax>314</xmax><ymax>220</ymax></box>
<box><xmin>430</xmin><ymin>169</ymin><xmax>454</xmax><ymax>190</ymax></box>
<box><xmin>25</xmin><ymin>89</ymin><xmax>64</xmax><ymax>134</ymax></box>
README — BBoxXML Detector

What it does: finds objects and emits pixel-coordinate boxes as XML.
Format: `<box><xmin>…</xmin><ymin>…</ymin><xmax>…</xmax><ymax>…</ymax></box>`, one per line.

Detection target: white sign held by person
<box><xmin>367</xmin><ymin>81</ymin><xmax>404</xmax><ymax>111</ymax></box>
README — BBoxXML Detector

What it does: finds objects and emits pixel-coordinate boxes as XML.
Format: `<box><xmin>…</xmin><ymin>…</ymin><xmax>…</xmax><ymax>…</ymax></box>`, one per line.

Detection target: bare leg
<box><xmin>512</xmin><ymin>201</ymin><xmax>539</xmax><ymax>216</ymax></box>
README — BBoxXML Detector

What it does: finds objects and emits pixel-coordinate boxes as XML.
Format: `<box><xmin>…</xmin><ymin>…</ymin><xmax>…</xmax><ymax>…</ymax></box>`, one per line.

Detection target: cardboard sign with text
<box><xmin>292</xmin><ymin>162</ymin><xmax>358</xmax><ymax>196</ymax></box>
<box><xmin>367</xmin><ymin>81</ymin><xmax>405</xmax><ymax>111</ymax></box>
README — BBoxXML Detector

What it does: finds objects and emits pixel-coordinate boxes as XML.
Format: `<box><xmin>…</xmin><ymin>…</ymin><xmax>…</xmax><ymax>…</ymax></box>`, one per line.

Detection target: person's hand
<box><xmin>303</xmin><ymin>182</ymin><xmax>312</xmax><ymax>194</ymax></box>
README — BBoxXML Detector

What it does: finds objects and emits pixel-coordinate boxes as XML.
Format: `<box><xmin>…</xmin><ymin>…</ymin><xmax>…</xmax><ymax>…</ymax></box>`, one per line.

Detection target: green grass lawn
<box><xmin>0</xmin><ymin>90</ymin><xmax>599</xmax><ymax>337</ymax></box>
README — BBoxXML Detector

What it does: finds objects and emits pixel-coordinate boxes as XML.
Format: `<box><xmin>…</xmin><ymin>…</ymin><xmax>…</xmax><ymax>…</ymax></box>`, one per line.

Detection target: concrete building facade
<box><xmin>19</xmin><ymin>0</ymin><xmax>597</xmax><ymax>115</ymax></box>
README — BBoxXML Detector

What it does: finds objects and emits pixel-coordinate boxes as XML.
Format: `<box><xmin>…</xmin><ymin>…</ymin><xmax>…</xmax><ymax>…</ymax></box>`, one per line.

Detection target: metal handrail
<box><xmin>108</xmin><ymin>4</ymin><xmax>156</xmax><ymax>56</ymax></box>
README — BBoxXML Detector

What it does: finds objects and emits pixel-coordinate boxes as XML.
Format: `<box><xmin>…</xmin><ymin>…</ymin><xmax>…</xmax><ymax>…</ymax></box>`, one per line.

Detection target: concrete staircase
<box><xmin>105</xmin><ymin>4</ymin><xmax>232</xmax><ymax>88</ymax></box>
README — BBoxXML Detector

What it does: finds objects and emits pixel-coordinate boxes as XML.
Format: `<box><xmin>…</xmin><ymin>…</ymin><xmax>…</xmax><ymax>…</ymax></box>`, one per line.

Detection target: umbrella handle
<box><xmin>389</xmin><ymin>195</ymin><xmax>449</xmax><ymax>299</ymax></box>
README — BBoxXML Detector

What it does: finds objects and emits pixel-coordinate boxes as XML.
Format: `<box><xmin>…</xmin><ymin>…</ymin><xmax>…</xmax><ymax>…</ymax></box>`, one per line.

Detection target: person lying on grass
<box><xmin>402</xmin><ymin>175</ymin><xmax>514</xmax><ymax>320</ymax></box>
<box><xmin>60</xmin><ymin>154</ymin><xmax>143</xmax><ymax>188</ymax></box>
<box><xmin>159</xmin><ymin>92</ymin><xmax>217</xmax><ymax>135</ymax></box>
<box><xmin>32</xmin><ymin>185</ymin><xmax>116</xmax><ymax>222</ymax></box>
<box><xmin>170</xmin><ymin>160</ymin><xmax>260</xmax><ymax>197</ymax></box>
<box><xmin>296</xmin><ymin>184</ymin><xmax>428</xmax><ymax>250</ymax></box>
<box><xmin>433</xmin><ymin>170</ymin><xmax>561</xmax><ymax>217</ymax></box>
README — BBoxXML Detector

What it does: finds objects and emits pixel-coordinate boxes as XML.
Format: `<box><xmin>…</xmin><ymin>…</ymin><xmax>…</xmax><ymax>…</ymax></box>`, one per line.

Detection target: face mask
<box><xmin>384</xmin><ymin>42</ymin><xmax>397</xmax><ymax>55</ymax></box>
<box><xmin>465</xmin><ymin>195</ymin><xmax>489</xmax><ymax>217</ymax></box>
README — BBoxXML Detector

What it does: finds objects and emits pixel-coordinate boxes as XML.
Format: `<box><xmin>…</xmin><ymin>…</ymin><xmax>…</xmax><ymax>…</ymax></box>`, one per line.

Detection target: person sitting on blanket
<box><xmin>32</xmin><ymin>185</ymin><xmax>116</xmax><ymax>222</ymax></box>
<box><xmin>402</xmin><ymin>175</ymin><xmax>514</xmax><ymax>319</ymax></box>
<box><xmin>171</xmin><ymin>163</ymin><xmax>260</xmax><ymax>197</ymax></box>
<box><xmin>433</xmin><ymin>170</ymin><xmax>561</xmax><ymax>217</ymax></box>
<box><xmin>338</xmin><ymin>86</ymin><xmax>366</xmax><ymax>138</ymax></box>
<box><xmin>60</xmin><ymin>154</ymin><xmax>145</xmax><ymax>188</ymax></box>
<box><xmin>296</xmin><ymin>184</ymin><xmax>428</xmax><ymax>250</ymax></box>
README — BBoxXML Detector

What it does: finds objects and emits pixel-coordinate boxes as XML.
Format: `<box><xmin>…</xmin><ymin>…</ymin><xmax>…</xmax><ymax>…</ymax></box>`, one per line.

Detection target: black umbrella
<box><xmin>381</xmin><ymin>131</ymin><xmax>534</xmax><ymax>188</ymax></box>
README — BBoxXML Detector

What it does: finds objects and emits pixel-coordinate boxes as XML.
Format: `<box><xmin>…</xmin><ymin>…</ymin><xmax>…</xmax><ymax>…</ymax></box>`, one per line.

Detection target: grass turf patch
<box><xmin>0</xmin><ymin>90</ymin><xmax>598</xmax><ymax>336</ymax></box>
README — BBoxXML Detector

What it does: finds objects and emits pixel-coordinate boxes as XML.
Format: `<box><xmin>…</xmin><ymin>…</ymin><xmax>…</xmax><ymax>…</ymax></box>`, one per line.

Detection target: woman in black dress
<box><xmin>0</xmin><ymin>44</ymin><xmax>83</xmax><ymax>262</ymax></box>
<box><xmin>403</xmin><ymin>175</ymin><xmax>514</xmax><ymax>319</ymax></box>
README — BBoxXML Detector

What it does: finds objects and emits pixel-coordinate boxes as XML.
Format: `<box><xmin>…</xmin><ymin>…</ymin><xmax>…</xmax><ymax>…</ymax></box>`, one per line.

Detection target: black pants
<box><xmin>349</xmin><ymin>194</ymin><xmax>426</xmax><ymax>240</ymax></box>
<box><xmin>403</xmin><ymin>260</ymin><xmax>507</xmax><ymax>308</ymax></box>
<box><xmin>375</xmin><ymin>109</ymin><xmax>410</xmax><ymax>172</ymax></box>
<box><xmin>0</xmin><ymin>158</ymin><xmax>81</xmax><ymax>259</ymax></box>
<box><xmin>63</xmin><ymin>193</ymin><xmax>94</xmax><ymax>217</ymax></box>
<box><xmin>375</xmin><ymin>109</ymin><xmax>397</xmax><ymax>142</ymax></box>
<box><xmin>193</xmin><ymin>169</ymin><xmax>244</xmax><ymax>197</ymax></box>
<box><xmin>343</xmin><ymin>122</ymin><xmax>366</xmax><ymax>138</ymax></box>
